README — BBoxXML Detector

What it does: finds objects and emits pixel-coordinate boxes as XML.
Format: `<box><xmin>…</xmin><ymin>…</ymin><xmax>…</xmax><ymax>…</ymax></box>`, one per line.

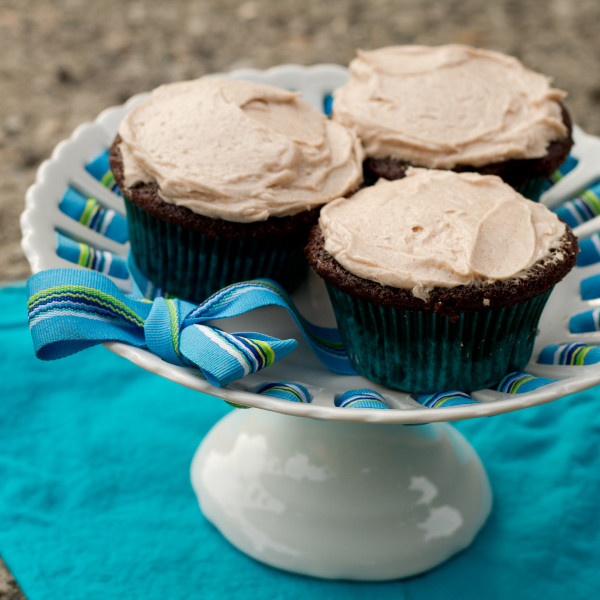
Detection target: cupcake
<box><xmin>332</xmin><ymin>45</ymin><xmax>573</xmax><ymax>201</ymax></box>
<box><xmin>110</xmin><ymin>77</ymin><xmax>364</xmax><ymax>302</ymax></box>
<box><xmin>305</xmin><ymin>169</ymin><xmax>578</xmax><ymax>393</ymax></box>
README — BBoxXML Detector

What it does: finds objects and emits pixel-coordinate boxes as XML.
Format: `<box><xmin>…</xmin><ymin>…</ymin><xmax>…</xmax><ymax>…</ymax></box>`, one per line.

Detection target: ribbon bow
<box><xmin>27</xmin><ymin>269</ymin><xmax>354</xmax><ymax>387</ymax></box>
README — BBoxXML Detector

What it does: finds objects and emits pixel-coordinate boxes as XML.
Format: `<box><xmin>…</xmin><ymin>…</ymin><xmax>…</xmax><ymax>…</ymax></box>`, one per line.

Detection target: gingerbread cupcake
<box><xmin>110</xmin><ymin>77</ymin><xmax>364</xmax><ymax>302</ymax></box>
<box><xmin>332</xmin><ymin>45</ymin><xmax>572</xmax><ymax>200</ymax></box>
<box><xmin>305</xmin><ymin>169</ymin><xmax>578</xmax><ymax>393</ymax></box>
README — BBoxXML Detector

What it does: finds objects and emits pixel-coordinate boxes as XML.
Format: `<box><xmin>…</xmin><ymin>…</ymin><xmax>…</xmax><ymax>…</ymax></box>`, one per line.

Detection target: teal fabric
<box><xmin>1</xmin><ymin>282</ymin><xmax>599</xmax><ymax>599</ymax></box>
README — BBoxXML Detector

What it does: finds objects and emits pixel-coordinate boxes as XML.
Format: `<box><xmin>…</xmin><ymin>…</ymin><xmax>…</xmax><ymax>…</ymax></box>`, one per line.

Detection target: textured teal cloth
<box><xmin>1</xmin><ymin>282</ymin><xmax>599</xmax><ymax>599</ymax></box>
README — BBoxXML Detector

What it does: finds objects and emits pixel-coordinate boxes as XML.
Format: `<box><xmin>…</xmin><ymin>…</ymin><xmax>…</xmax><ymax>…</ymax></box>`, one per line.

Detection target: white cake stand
<box><xmin>21</xmin><ymin>65</ymin><xmax>600</xmax><ymax>581</ymax></box>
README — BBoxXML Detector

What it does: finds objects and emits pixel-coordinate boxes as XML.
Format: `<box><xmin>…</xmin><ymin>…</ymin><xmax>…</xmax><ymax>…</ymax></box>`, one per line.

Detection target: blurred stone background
<box><xmin>1</xmin><ymin>0</ymin><xmax>599</xmax><ymax>596</ymax></box>
<box><xmin>3</xmin><ymin>0</ymin><xmax>600</xmax><ymax>285</ymax></box>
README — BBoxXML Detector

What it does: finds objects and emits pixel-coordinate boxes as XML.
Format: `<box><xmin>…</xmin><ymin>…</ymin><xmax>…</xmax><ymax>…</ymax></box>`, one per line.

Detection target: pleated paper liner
<box><xmin>124</xmin><ymin>197</ymin><xmax>311</xmax><ymax>304</ymax></box>
<box><xmin>325</xmin><ymin>284</ymin><xmax>552</xmax><ymax>393</ymax></box>
<box><xmin>515</xmin><ymin>177</ymin><xmax>549</xmax><ymax>202</ymax></box>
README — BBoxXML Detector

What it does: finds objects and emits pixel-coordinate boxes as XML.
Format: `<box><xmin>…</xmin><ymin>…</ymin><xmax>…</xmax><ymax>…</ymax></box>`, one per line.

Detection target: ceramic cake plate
<box><xmin>21</xmin><ymin>64</ymin><xmax>600</xmax><ymax>580</ymax></box>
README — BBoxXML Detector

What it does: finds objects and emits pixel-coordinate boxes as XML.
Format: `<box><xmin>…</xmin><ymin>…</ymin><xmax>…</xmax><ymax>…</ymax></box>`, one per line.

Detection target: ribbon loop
<box><xmin>28</xmin><ymin>268</ymin><xmax>149</xmax><ymax>361</ymax></box>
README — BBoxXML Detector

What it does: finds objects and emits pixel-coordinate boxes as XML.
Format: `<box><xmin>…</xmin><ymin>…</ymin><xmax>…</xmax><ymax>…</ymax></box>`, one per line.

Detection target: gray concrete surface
<box><xmin>2</xmin><ymin>0</ymin><xmax>600</xmax><ymax>597</ymax></box>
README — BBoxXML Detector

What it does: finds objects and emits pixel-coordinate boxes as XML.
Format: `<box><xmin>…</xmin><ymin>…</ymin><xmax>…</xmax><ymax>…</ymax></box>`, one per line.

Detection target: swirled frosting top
<box><xmin>319</xmin><ymin>169</ymin><xmax>566</xmax><ymax>300</ymax></box>
<box><xmin>332</xmin><ymin>45</ymin><xmax>567</xmax><ymax>168</ymax></box>
<box><xmin>117</xmin><ymin>78</ymin><xmax>364</xmax><ymax>222</ymax></box>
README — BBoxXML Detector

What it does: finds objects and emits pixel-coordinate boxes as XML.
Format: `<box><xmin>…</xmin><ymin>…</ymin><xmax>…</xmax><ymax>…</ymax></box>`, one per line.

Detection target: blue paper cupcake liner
<box><xmin>324</xmin><ymin>285</ymin><xmax>552</xmax><ymax>393</ymax></box>
<box><xmin>124</xmin><ymin>198</ymin><xmax>310</xmax><ymax>303</ymax></box>
<box><xmin>515</xmin><ymin>177</ymin><xmax>548</xmax><ymax>202</ymax></box>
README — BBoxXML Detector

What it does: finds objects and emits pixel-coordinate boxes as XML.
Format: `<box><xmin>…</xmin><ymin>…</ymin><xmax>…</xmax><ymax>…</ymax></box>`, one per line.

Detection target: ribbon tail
<box><xmin>29</xmin><ymin>313</ymin><xmax>147</xmax><ymax>361</ymax></box>
<box><xmin>180</xmin><ymin>325</ymin><xmax>297</xmax><ymax>387</ymax></box>
<box><xmin>27</xmin><ymin>269</ymin><xmax>150</xmax><ymax>361</ymax></box>
<box><xmin>183</xmin><ymin>279</ymin><xmax>356</xmax><ymax>375</ymax></box>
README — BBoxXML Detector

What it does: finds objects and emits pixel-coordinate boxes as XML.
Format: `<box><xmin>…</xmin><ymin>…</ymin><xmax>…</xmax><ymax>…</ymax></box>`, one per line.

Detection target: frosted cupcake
<box><xmin>305</xmin><ymin>169</ymin><xmax>578</xmax><ymax>392</ymax></box>
<box><xmin>110</xmin><ymin>77</ymin><xmax>364</xmax><ymax>302</ymax></box>
<box><xmin>332</xmin><ymin>45</ymin><xmax>573</xmax><ymax>201</ymax></box>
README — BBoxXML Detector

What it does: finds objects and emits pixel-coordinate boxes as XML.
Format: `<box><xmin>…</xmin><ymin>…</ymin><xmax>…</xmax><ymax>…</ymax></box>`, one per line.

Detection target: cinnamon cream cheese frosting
<box><xmin>117</xmin><ymin>78</ymin><xmax>364</xmax><ymax>222</ymax></box>
<box><xmin>332</xmin><ymin>45</ymin><xmax>567</xmax><ymax>168</ymax></box>
<box><xmin>319</xmin><ymin>169</ymin><xmax>566</xmax><ymax>300</ymax></box>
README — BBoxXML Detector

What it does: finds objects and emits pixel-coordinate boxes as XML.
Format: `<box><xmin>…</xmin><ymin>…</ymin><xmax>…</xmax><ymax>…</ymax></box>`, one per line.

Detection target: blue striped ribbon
<box><xmin>255</xmin><ymin>382</ymin><xmax>311</xmax><ymax>403</ymax></box>
<box><xmin>580</xmin><ymin>274</ymin><xmax>600</xmax><ymax>301</ymax></box>
<box><xmin>555</xmin><ymin>180</ymin><xmax>600</xmax><ymax>228</ymax></box>
<box><xmin>538</xmin><ymin>343</ymin><xmax>600</xmax><ymax>366</ymax></box>
<box><xmin>59</xmin><ymin>187</ymin><xmax>128</xmax><ymax>244</ymax></box>
<box><xmin>125</xmin><ymin>254</ymin><xmax>351</xmax><ymax>374</ymax></box>
<box><xmin>27</xmin><ymin>269</ymin><xmax>356</xmax><ymax>387</ymax></box>
<box><xmin>416</xmin><ymin>391</ymin><xmax>477</xmax><ymax>407</ymax></box>
<box><xmin>184</xmin><ymin>279</ymin><xmax>353</xmax><ymax>375</ymax></box>
<box><xmin>570</xmin><ymin>308</ymin><xmax>600</xmax><ymax>333</ymax></box>
<box><xmin>335</xmin><ymin>389</ymin><xmax>389</xmax><ymax>409</ymax></box>
<box><xmin>86</xmin><ymin>151</ymin><xmax>121</xmax><ymax>195</ymax></box>
<box><xmin>56</xmin><ymin>232</ymin><xmax>129</xmax><ymax>279</ymax></box>
<box><xmin>576</xmin><ymin>234</ymin><xmax>600</xmax><ymax>267</ymax></box>
<box><xmin>495</xmin><ymin>371</ymin><xmax>556</xmax><ymax>394</ymax></box>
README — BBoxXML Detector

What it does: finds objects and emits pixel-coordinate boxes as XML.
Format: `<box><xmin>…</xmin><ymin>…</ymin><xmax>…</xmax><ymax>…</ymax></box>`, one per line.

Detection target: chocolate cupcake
<box><xmin>110</xmin><ymin>77</ymin><xmax>364</xmax><ymax>302</ymax></box>
<box><xmin>305</xmin><ymin>169</ymin><xmax>578</xmax><ymax>393</ymax></box>
<box><xmin>332</xmin><ymin>45</ymin><xmax>573</xmax><ymax>201</ymax></box>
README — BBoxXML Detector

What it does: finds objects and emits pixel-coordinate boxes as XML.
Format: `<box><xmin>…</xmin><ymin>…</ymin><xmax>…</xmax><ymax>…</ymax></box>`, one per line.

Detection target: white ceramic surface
<box><xmin>20</xmin><ymin>64</ymin><xmax>600</xmax><ymax>423</ymax></box>
<box><xmin>191</xmin><ymin>409</ymin><xmax>492</xmax><ymax>580</ymax></box>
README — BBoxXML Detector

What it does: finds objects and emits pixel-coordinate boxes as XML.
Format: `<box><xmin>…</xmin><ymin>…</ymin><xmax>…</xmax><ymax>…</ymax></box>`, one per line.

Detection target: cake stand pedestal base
<box><xmin>191</xmin><ymin>409</ymin><xmax>492</xmax><ymax>581</ymax></box>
